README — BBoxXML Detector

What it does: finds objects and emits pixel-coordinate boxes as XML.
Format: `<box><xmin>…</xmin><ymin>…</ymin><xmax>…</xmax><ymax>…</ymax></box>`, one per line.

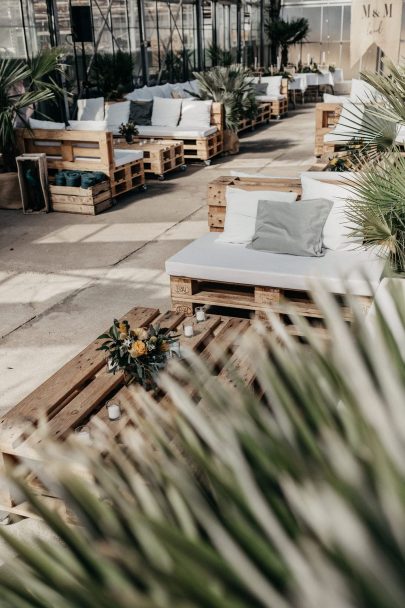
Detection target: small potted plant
<box><xmin>97</xmin><ymin>319</ymin><xmax>178</xmax><ymax>391</ymax></box>
<box><xmin>118</xmin><ymin>121</ymin><xmax>139</xmax><ymax>144</ymax></box>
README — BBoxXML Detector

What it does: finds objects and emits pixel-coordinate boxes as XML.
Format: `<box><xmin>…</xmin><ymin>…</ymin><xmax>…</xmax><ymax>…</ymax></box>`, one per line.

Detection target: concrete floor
<box><xmin>0</xmin><ymin>103</ymin><xmax>316</xmax><ymax>415</ymax></box>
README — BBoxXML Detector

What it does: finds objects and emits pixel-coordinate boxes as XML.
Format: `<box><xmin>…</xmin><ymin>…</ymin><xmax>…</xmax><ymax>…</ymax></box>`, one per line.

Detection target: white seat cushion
<box><xmin>256</xmin><ymin>94</ymin><xmax>286</xmax><ymax>102</ymax></box>
<box><xmin>350</xmin><ymin>78</ymin><xmax>382</xmax><ymax>102</ymax></box>
<box><xmin>324</xmin><ymin>101</ymin><xmax>365</xmax><ymax>144</ymax></box>
<box><xmin>136</xmin><ymin>125</ymin><xmax>217</xmax><ymax>138</ymax></box>
<box><xmin>125</xmin><ymin>86</ymin><xmax>154</xmax><ymax>101</ymax></box>
<box><xmin>29</xmin><ymin>118</ymin><xmax>65</xmax><ymax>130</ymax></box>
<box><xmin>113</xmin><ymin>149</ymin><xmax>143</xmax><ymax>167</ymax></box>
<box><xmin>77</xmin><ymin>97</ymin><xmax>105</xmax><ymax>121</ymax></box>
<box><xmin>68</xmin><ymin>120</ymin><xmax>107</xmax><ymax>131</ymax></box>
<box><xmin>165</xmin><ymin>233</ymin><xmax>386</xmax><ymax>296</ymax></box>
<box><xmin>179</xmin><ymin>99</ymin><xmax>212</xmax><ymax>128</ymax></box>
<box><xmin>323</xmin><ymin>93</ymin><xmax>349</xmax><ymax>103</ymax></box>
<box><xmin>105</xmin><ymin>101</ymin><xmax>130</xmax><ymax>134</ymax></box>
<box><xmin>151</xmin><ymin>97</ymin><xmax>182</xmax><ymax>127</ymax></box>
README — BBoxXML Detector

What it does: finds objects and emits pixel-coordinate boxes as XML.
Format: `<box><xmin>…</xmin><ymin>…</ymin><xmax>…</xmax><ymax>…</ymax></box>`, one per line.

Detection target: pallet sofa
<box><xmin>314</xmin><ymin>102</ymin><xmax>344</xmax><ymax>157</ymax></box>
<box><xmin>238</xmin><ymin>103</ymin><xmax>271</xmax><ymax>133</ymax></box>
<box><xmin>252</xmin><ymin>76</ymin><xmax>289</xmax><ymax>120</ymax></box>
<box><xmin>16</xmin><ymin>128</ymin><xmax>145</xmax><ymax>213</ymax></box>
<box><xmin>165</xmin><ymin>175</ymin><xmax>387</xmax><ymax>331</ymax></box>
<box><xmin>121</xmin><ymin>81</ymin><xmax>224</xmax><ymax>164</ymax></box>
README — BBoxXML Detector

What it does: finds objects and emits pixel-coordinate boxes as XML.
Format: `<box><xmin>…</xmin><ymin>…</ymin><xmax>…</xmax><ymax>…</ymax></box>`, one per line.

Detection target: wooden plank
<box><xmin>0</xmin><ymin>308</ymin><xmax>160</xmax><ymax>450</ymax></box>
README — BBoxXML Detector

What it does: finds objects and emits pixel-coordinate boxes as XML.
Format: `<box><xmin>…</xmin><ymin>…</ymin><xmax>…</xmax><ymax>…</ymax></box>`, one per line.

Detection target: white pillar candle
<box><xmin>183</xmin><ymin>323</ymin><xmax>194</xmax><ymax>338</ymax></box>
<box><xmin>75</xmin><ymin>426</ymin><xmax>92</xmax><ymax>445</ymax></box>
<box><xmin>106</xmin><ymin>401</ymin><xmax>121</xmax><ymax>420</ymax></box>
<box><xmin>307</xmin><ymin>53</ymin><xmax>310</xmax><ymax>65</ymax></box>
<box><xmin>321</xmin><ymin>51</ymin><xmax>326</xmax><ymax>65</ymax></box>
<box><xmin>195</xmin><ymin>307</ymin><xmax>206</xmax><ymax>323</ymax></box>
<box><xmin>170</xmin><ymin>340</ymin><xmax>181</xmax><ymax>358</ymax></box>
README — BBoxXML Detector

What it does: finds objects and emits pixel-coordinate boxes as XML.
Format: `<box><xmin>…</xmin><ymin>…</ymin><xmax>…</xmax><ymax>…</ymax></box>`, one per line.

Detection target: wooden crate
<box><xmin>314</xmin><ymin>102</ymin><xmax>343</xmax><ymax>157</ymax></box>
<box><xmin>170</xmin><ymin>276</ymin><xmax>371</xmax><ymax>324</ymax></box>
<box><xmin>0</xmin><ymin>307</ymin><xmax>253</xmax><ymax>520</ymax></box>
<box><xmin>49</xmin><ymin>181</ymin><xmax>112</xmax><ymax>215</ymax></box>
<box><xmin>207</xmin><ymin>175</ymin><xmax>302</xmax><ymax>232</ymax></box>
<box><xmin>111</xmin><ymin>158</ymin><xmax>146</xmax><ymax>197</ymax></box>
<box><xmin>115</xmin><ymin>139</ymin><xmax>185</xmax><ymax>179</ymax></box>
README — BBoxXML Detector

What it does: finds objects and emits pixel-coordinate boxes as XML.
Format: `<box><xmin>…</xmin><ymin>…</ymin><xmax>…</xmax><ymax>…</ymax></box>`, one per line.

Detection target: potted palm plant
<box><xmin>193</xmin><ymin>65</ymin><xmax>258</xmax><ymax>154</ymax></box>
<box><xmin>0</xmin><ymin>49</ymin><xmax>63</xmax><ymax>209</ymax></box>
<box><xmin>265</xmin><ymin>17</ymin><xmax>309</xmax><ymax>69</ymax></box>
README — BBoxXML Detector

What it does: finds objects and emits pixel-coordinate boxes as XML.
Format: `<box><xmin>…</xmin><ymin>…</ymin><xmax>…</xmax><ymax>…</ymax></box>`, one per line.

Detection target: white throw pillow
<box><xmin>77</xmin><ymin>97</ymin><xmax>104</xmax><ymax>121</ymax></box>
<box><xmin>179</xmin><ymin>99</ymin><xmax>212</xmax><ymax>128</ymax></box>
<box><xmin>28</xmin><ymin>118</ymin><xmax>65</xmax><ymax>130</ymax></box>
<box><xmin>105</xmin><ymin>101</ymin><xmax>130</xmax><ymax>134</ymax></box>
<box><xmin>151</xmin><ymin>97</ymin><xmax>182</xmax><ymax>127</ymax></box>
<box><xmin>301</xmin><ymin>175</ymin><xmax>361</xmax><ymax>251</ymax></box>
<box><xmin>217</xmin><ymin>186</ymin><xmax>298</xmax><ymax>245</ymax></box>
<box><xmin>68</xmin><ymin>120</ymin><xmax>107</xmax><ymax>131</ymax></box>
<box><xmin>262</xmin><ymin>75</ymin><xmax>282</xmax><ymax>97</ymax></box>
<box><xmin>350</xmin><ymin>78</ymin><xmax>381</xmax><ymax>102</ymax></box>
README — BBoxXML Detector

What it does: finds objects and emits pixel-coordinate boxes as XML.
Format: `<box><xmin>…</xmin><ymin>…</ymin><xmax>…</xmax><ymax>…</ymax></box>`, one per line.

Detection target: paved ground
<box><xmin>0</xmin><ymin>103</ymin><xmax>316</xmax><ymax>415</ymax></box>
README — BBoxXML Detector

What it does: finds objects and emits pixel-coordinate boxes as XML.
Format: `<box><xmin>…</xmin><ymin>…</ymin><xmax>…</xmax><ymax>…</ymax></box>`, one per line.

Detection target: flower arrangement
<box><xmin>97</xmin><ymin>319</ymin><xmax>178</xmax><ymax>390</ymax></box>
<box><xmin>118</xmin><ymin>122</ymin><xmax>139</xmax><ymax>143</ymax></box>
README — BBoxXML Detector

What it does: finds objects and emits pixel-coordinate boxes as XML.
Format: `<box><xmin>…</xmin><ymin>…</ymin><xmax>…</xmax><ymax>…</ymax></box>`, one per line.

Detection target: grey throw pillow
<box><xmin>254</xmin><ymin>83</ymin><xmax>268</xmax><ymax>95</ymax></box>
<box><xmin>250</xmin><ymin>198</ymin><xmax>333</xmax><ymax>257</ymax></box>
<box><xmin>129</xmin><ymin>100</ymin><xmax>153</xmax><ymax>125</ymax></box>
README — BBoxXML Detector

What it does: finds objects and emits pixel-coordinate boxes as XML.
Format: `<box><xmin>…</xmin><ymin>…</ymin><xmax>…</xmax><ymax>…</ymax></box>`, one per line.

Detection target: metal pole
<box><xmin>195</xmin><ymin>0</ymin><xmax>203</xmax><ymax>71</ymax></box>
<box><xmin>259</xmin><ymin>0</ymin><xmax>264</xmax><ymax>67</ymax></box>
<box><xmin>137</xmin><ymin>0</ymin><xmax>149</xmax><ymax>85</ymax></box>
<box><xmin>236</xmin><ymin>0</ymin><xmax>242</xmax><ymax>64</ymax></box>
<box><xmin>19</xmin><ymin>0</ymin><xmax>30</xmax><ymax>59</ymax></box>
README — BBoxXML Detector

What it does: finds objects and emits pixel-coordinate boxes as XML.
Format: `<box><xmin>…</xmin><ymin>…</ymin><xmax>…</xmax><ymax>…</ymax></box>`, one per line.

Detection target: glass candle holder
<box><xmin>183</xmin><ymin>322</ymin><xmax>194</xmax><ymax>338</ymax></box>
<box><xmin>170</xmin><ymin>340</ymin><xmax>182</xmax><ymax>358</ymax></box>
<box><xmin>106</xmin><ymin>400</ymin><xmax>121</xmax><ymax>421</ymax></box>
<box><xmin>195</xmin><ymin>306</ymin><xmax>206</xmax><ymax>323</ymax></box>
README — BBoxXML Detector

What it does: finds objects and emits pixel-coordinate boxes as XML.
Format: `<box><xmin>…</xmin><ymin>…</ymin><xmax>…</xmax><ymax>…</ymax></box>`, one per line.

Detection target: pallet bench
<box><xmin>0</xmin><ymin>307</ymin><xmax>253</xmax><ymax>521</ymax></box>
<box><xmin>167</xmin><ymin>175</ymin><xmax>376</xmax><ymax>330</ymax></box>
<box><xmin>238</xmin><ymin>103</ymin><xmax>271</xmax><ymax>133</ymax></box>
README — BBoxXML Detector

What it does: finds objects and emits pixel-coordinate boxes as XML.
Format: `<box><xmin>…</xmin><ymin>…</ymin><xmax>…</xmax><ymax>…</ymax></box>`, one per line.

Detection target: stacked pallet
<box><xmin>314</xmin><ymin>102</ymin><xmax>343</xmax><ymax>157</ymax></box>
<box><xmin>49</xmin><ymin>181</ymin><xmax>112</xmax><ymax>215</ymax></box>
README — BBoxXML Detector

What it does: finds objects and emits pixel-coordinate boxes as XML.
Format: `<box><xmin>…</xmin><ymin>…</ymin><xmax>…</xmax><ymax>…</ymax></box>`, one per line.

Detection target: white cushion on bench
<box><xmin>165</xmin><ymin>233</ymin><xmax>386</xmax><ymax>296</ymax></box>
<box><xmin>137</xmin><ymin>125</ymin><xmax>217</xmax><ymax>138</ymax></box>
<box><xmin>256</xmin><ymin>94</ymin><xmax>286</xmax><ymax>102</ymax></box>
<box><xmin>113</xmin><ymin>149</ymin><xmax>143</xmax><ymax>166</ymax></box>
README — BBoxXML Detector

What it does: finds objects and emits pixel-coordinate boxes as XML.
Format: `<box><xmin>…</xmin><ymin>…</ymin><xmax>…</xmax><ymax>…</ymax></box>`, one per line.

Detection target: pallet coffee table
<box><xmin>114</xmin><ymin>139</ymin><xmax>186</xmax><ymax>180</ymax></box>
<box><xmin>0</xmin><ymin>307</ymin><xmax>253</xmax><ymax>520</ymax></box>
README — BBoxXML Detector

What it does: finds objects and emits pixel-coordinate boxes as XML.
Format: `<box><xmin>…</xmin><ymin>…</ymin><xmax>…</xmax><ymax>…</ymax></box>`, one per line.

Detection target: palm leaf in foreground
<box><xmin>0</xmin><ymin>283</ymin><xmax>405</xmax><ymax>607</ymax></box>
<box><xmin>345</xmin><ymin>151</ymin><xmax>405</xmax><ymax>272</ymax></box>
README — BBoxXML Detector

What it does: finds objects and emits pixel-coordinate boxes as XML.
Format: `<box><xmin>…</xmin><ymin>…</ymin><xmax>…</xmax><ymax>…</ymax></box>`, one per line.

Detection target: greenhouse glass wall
<box><xmin>1</xmin><ymin>0</ymin><xmax>405</xmax><ymax>84</ymax></box>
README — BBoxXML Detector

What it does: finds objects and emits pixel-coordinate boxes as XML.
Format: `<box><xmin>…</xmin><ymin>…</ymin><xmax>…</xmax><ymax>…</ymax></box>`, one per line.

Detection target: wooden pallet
<box><xmin>269</xmin><ymin>97</ymin><xmax>288</xmax><ymax>119</ymax></box>
<box><xmin>111</xmin><ymin>158</ymin><xmax>146</xmax><ymax>197</ymax></box>
<box><xmin>207</xmin><ymin>175</ymin><xmax>302</xmax><ymax>232</ymax></box>
<box><xmin>0</xmin><ymin>307</ymin><xmax>253</xmax><ymax>520</ymax></box>
<box><xmin>170</xmin><ymin>276</ymin><xmax>370</xmax><ymax>321</ymax></box>
<box><xmin>238</xmin><ymin>103</ymin><xmax>271</xmax><ymax>132</ymax></box>
<box><xmin>49</xmin><ymin>181</ymin><xmax>112</xmax><ymax>215</ymax></box>
<box><xmin>314</xmin><ymin>102</ymin><xmax>343</xmax><ymax>157</ymax></box>
<box><xmin>114</xmin><ymin>139</ymin><xmax>185</xmax><ymax>179</ymax></box>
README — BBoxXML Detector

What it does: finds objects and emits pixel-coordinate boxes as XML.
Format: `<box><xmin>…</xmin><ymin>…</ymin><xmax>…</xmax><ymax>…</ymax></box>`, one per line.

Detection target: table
<box><xmin>0</xmin><ymin>307</ymin><xmax>252</xmax><ymax>520</ymax></box>
<box><xmin>114</xmin><ymin>138</ymin><xmax>186</xmax><ymax>180</ymax></box>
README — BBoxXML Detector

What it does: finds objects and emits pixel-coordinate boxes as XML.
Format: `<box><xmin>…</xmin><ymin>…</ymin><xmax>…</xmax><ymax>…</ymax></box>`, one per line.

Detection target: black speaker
<box><xmin>71</xmin><ymin>5</ymin><xmax>93</xmax><ymax>43</ymax></box>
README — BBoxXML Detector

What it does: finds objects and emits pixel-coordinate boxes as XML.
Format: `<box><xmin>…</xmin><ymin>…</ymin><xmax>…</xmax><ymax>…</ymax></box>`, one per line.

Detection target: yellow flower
<box><xmin>133</xmin><ymin>327</ymin><xmax>148</xmax><ymax>341</ymax></box>
<box><xmin>149</xmin><ymin>336</ymin><xmax>157</xmax><ymax>344</ymax></box>
<box><xmin>129</xmin><ymin>340</ymin><xmax>147</xmax><ymax>358</ymax></box>
<box><xmin>118</xmin><ymin>322</ymin><xmax>128</xmax><ymax>337</ymax></box>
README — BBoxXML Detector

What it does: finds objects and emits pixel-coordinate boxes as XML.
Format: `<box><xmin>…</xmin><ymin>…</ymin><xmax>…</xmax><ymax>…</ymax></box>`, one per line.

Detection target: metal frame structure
<box><xmin>15</xmin><ymin>0</ymin><xmax>265</xmax><ymax>89</ymax></box>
